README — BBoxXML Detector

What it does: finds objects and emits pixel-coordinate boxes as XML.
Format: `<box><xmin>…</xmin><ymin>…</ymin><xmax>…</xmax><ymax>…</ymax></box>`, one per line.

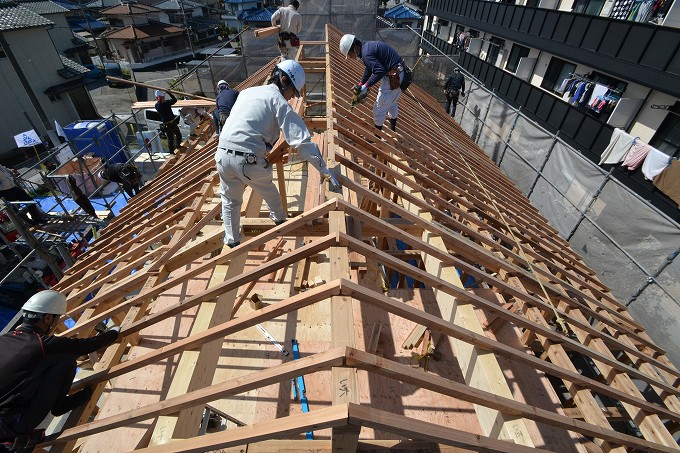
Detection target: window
<box><xmin>505</xmin><ymin>44</ymin><xmax>530</xmax><ymax>73</ymax></box>
<box><xmin>485</xmin><ymin>37</ymin><xmax>505</xmax><ymax>65</ymax></box>
<box><xmin>572</xmin><ymin>0</ymin><xmax>605</xmax><ymax>15</ymax></box>
<box><xmin>540</xmin><ymin>57</ymin><xmax>576</xmax><ymax>93</ymax></box>
<box><xmin>650</xmin><ymin>102</ymin><xmax>680</xmax><ymax>158</ymax></box>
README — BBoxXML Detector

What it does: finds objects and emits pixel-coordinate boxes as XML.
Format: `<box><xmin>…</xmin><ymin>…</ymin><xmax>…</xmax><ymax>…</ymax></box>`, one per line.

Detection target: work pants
<box><xmin>445</xmin><ymin>93</ymin><xmax>460</xmax><ymax>118</ymax></box>
<box><xmin>373</xmin><ymin>70</ymin><xmax>404</xmax><ymax>127</ymax></box>
<box><xmin>165</xmin><ymin>118</ymin><xmax>182</xmax><ymax>153</ymax></box>
<box><xmin>216</xmin><ymin>149</ymin><xmax>286</xmax><ymax>246</ymax></box>
<box><xmin>219</xmin><ymin>112</ymin><xmax>230</xmax><ymax>129</ymax></box>
<box><xmin>0</xmin><ymin>354</ymin><xmax>76</xmax><ymax>440</ymax></box>
<box><xmin>277</xmin><ymin>34</ymin><xmax>298</xmax><ymax>60</ymax></box>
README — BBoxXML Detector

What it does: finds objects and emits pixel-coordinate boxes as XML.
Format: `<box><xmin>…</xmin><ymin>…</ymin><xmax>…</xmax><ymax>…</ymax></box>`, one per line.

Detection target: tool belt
<box><xmin>278</xmin><ymin>32</ymin><xmax>300</xmax><ymax>48</ymax></box>
<box><xmin>387</xmin><ymin>66</ymin><xmax>401</xmax><ymax>90</ymax></box>
<box><xmin>446</xmin><ymin>88</ymin><xmax>460</xmax><ymax>98</ymax></box>
<box><xmin>386</xmin><ymin>63</ymin><xmax>413</xmax><ymax>91</ymax></box>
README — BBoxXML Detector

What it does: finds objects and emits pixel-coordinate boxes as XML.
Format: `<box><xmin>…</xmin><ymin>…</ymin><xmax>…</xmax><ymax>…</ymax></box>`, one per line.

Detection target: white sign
<box><xmin>13</xmin><ymin>129</ymin><xmax>42</xmax><ymax>148</ymax></box>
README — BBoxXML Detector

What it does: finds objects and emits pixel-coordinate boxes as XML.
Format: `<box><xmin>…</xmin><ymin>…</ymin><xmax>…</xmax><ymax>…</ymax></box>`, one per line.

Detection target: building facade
<box><xmin>0</xmin><ymin>3</ymin><xmax>97</xmax><ymax>160</ymax></box>
<box><xmin>422</xmin><ymin>0</ymin><xmax>680</xmax><ymax>220</ymax></box>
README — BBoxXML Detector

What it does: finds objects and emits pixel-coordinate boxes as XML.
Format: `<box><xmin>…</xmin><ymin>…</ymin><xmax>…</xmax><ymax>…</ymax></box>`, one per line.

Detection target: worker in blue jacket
<box><xmin>0</xmin><ymin>291</ymin><xmax>119</xmax><ymax>452</ymax></box>
<box><xmin>339</xmin><ymin>34</ymin><xmax>412</xmax><ymax>132</ymax></box>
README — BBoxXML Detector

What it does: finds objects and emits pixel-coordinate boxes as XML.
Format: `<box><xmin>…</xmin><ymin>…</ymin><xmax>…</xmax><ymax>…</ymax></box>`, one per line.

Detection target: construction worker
<box><xmin>339</xmin><ymin>34</ymin><xmax>412</xmax><ymax>132</ymax></box>
<box><xmin>0</xmin><ymin>165</ymin><xmax>47</xmax><ymax>226</ymax></box>
<box><xmin>271</xmin><ymin>0</ymin><xmax>301</xmax><ymax>60</ymax></box>
<box><xmin>216</xmin><ymin>59</ymin><xmax>339</xmax><ymax>248</ymax></box>
<box><xmin>0</xmin><ymin>291</ymin><xmax>119</xmax><ymax>452</ymax></box>
<box><xmin>180</xmin><ymin>91</ymin><xmax>211</xmax><ymax>137</ymax></box>
<box><xmin>154</xmin><ymin>90</ymin><xmax>182</xmax><ymax>154</ymax></box>
<box><xmin>214</xmin><ymin>80</ymin><xmax>239</xmax><ymax>133</ymax></box>
<box><xmin>100</xmin><ymin>163</ymin><xmax>143</xmax><ymax>198</ymax></box>
<box><xmin>444</xmin><ymin>68</ymin><xmax>466</xmax><ymax>118</ymax></box>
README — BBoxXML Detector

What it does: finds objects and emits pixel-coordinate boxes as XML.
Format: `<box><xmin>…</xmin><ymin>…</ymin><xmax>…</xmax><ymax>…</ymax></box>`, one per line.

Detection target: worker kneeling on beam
<box><xmin>0</xmin><ymin>291</ymin><xmax>119</xmax><ymax>452</ymax></box>
<box><xmin>216</xmin><ymin>59</ymin><xmax>339</xmax><ymax>248</ymax></box>
<box><xmin>339</xmin><ymin>33</ymin><xmax>412</xmax><ymax>132</ymax></box>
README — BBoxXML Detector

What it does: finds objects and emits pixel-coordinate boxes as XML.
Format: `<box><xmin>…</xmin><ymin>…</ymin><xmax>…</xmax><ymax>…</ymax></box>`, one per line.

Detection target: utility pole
<box><xmin>179</xmin><ymin>0</ymin><xmax>196</xmax><ymax>58</ymax></box>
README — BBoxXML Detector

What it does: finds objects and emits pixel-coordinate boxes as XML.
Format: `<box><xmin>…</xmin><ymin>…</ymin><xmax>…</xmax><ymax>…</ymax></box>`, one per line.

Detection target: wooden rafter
<box><xmin>39</xmin><ymin>24</ymin><xmax>679</xmax><ymax>453</ymax></box>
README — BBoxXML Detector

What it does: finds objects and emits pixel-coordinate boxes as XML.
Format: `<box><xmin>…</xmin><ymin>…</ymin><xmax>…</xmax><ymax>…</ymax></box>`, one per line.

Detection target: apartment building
<box><xmin>422</xmin><ymin>0</ymin><xmax>680</xmax><ymax>220</ymax></box>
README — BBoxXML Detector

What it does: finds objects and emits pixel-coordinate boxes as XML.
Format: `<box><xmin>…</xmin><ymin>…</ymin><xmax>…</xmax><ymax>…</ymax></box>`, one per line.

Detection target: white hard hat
<box><xmin>22</xmin><ymin>290</ymin><xmax>67</xmax><ymax>317</ymax></box>
<box><xmin>339</xmin><ymin>34</ymin><xmax>356</xmax><ymax>58</ymax></box>
<box><xmin>217</xmin><ymin>80</ymin><xmax>229</xmax><ymax>89</ymax></box>
<box><xmin>155</xmin><ymin>90</ymin><xmax>164</xmax><ymax>97</ymax></box>
<box><xmin>276</xmin><ymin>59</ymin><xmax>305</xmax><ymax>93</ymax></box>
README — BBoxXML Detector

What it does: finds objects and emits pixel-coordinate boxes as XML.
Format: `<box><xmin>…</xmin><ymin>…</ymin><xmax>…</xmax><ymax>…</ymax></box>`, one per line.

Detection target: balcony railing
<box><xmin>427</xmin><ymin>0</ymin><xmax>680</xmax><ymax>98</ymax></box>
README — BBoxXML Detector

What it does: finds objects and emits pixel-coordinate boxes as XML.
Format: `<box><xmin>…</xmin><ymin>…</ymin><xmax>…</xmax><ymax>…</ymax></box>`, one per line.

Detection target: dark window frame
<box><xmin>505</xmin><ymin>43</ymin><xmax>530</xmax><ymax>73</ymax></box>
<box><xmin>540</xmin><ymin>57</ymin><xmax>577</xmax><ymax>94</ymax></box>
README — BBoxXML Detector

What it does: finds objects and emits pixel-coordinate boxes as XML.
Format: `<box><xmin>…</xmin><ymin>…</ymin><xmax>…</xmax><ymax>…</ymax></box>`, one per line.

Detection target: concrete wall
<box><xmin>0</xmin><ymin>27</ymin><xmax>81</xmax><ymax>159</ymax></box>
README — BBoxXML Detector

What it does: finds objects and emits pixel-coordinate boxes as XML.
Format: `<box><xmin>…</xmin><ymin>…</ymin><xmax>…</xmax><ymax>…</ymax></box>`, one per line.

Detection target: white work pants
<box><xmin>216</xmin><ymin>150</ymin><xmax>286</xmax><ymax>245</ymax></box>
<box><xmin>279</xmin><ymin>39</ymin><xmax>298</xmax><ymax>60</ymax></box>
<box><xmin>373</xmin><ymin>70</ymin><xmax>404</xmax><ymax>127</ymax></box>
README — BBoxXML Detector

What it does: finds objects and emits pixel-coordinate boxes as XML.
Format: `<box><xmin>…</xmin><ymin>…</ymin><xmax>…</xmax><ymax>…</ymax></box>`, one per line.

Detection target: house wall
<box><xmin>45</xmin><ymin>13</ymin><xmax>78</xmax><ymax>55</ymax></box>
<box><xmin>0</xmin><ymin>27</ymin><xmax>81</xmax><ymax>159</ymax></box>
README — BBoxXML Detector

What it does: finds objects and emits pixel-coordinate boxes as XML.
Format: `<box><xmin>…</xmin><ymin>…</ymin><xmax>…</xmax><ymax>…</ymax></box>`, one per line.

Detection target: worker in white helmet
<box><xmin>154</xmin><ymin>89</ymin><xmax>182</xmax><ymax>154</ymax></box>
<box><xmin>214</xmin><ymin>80</ymin><xmax>239</xmax><ymax>133</ymax></box>
<box><xmin>216</xmin><ymin>59</ymin><xmax>339</xmax><ymax>248</ymax></box>
<box><xmin>0</xmin><ymin>291</ymin><xmax>119</xmax><ymax>450</ymax></box>
<box><xmin>339</xmin><ymin>33</ymin><xmax>413</xmax><ymax>132</ymax></box>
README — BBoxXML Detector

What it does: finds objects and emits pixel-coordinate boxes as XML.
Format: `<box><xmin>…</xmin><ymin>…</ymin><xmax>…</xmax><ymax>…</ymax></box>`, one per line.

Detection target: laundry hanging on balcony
<box><xmin>652</xmin><ymin>159</ymin><xmax>680</xmax><ymax>207</ymax></box>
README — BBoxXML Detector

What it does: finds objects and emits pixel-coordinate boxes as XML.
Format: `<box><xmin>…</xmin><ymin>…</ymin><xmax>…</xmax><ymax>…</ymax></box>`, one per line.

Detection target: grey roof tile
<box><xmin>21</xmin><ymin>1</ymin><xmax>69</xmax><ymax>15</ymax></box>
<box><xmin>0</xmin><ymin>3</ymin><xmax>53</xmax><ymax>30</ymax></box>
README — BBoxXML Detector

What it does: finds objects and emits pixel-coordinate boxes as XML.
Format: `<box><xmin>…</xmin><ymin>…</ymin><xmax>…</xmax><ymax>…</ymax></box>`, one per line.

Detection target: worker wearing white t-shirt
<box><xmin>215</xmin><ymin>59</ymin><xmax>339</xmax><ymax>247</ymax></box>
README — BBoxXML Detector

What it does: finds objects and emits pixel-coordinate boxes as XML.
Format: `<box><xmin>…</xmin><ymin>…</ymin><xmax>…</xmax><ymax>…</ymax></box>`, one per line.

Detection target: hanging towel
<box><xmin>622</xmin><ymin>139</ymin><xmax>652</xmax><ymax>170</ymax></box>
<box><xmin>599</xmin><ymin>128</ymin><xmax>637</xmax><ymax>165</ymax></box>
<box><xmin>587</xmin><ymin>84</ymin><xmax>609</xmax><ymax>107</ymax></box>
<box><xmin>641</xmin><ymin>147</ymin><xmax>671</xmax><ymax>180</ymax></box>
<box><xmin>653</xmin><ymin>159</ymin><xmax>680</xmax><ymax>208</ymax></box>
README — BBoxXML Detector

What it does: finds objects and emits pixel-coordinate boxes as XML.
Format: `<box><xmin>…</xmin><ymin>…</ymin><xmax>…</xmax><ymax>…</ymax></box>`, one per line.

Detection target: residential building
<box><xmin>384</xmin><ymin>3</ymin><xmax>423</xmax><ymax>29</ymax></box>
<box><xmin>421</xmin><ymin>0</ymin><xmax>680</xmax><ymax>221</ymax></box>
<box><xmin>98</xmin><ymin>3</ymin><xmax>189</xmax><ymax>68</ymax></box>
<box><xmin>153</xmin><ymin>0</ymin><xmax>221</xmax><ymax>45</ymax></box>
<box><xmin>20</xmin><ymin>0</ymin><xmax>93</xmax><ymax>64</ymax></box>
<box><xmin>0</xmin><ymin>2</ymin><xmax>98</xmax><ymax>159</ymax></box>
<box><xmin>222</xmin><ymin>0</ymin><xmax>259</xmax><ymax>28</ymax></box>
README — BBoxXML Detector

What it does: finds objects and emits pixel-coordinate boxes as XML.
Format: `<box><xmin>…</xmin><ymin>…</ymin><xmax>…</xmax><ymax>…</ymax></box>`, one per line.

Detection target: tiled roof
<box><xmin>100</xmin><ymin>3</ymin><xmax>160</xmax><ymax>14</ymax></box>
<box><xmin>153</xmin><ymin>0</ymin><xmax>202</xmax><ymax>10</ymax></box>
<box><xmin>384</xmin><ymin>4</ymin><xmax>422</xmax><ymax>20</ymax></box>
<box><xmin>58</xmin><ymin>54</ymin><xmax>89</xmax><ymax>78</ymax></box>
<box><xmin>83</xmin><ymin>0</ymin><xmax>120</xmax><ymax>8</ymax></box>
<box><xmin>21</xmin><ymin>0</ymin><xmax>69</xmax><ymax>15</ymax></box>
<box><xmin>0</xmin><ymin>3</ymin><xmax>53</xmax><ymax>30</ymax></box>
<box><xmin>100</xmin><ymin>20</ymin><xmax>183</xmax><ymax>39</ymax></box>
<box><xmin>241</xmin><ymin>6</ymin><xmax>274</xmax><ymax>22</ymax></box>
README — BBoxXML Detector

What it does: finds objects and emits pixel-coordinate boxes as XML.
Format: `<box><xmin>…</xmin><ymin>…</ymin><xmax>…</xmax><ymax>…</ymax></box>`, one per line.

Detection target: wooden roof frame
<box><xmin>39</xmin><ymin>24</ymin><xmax>680</xmax><ymax>453</ymax></box>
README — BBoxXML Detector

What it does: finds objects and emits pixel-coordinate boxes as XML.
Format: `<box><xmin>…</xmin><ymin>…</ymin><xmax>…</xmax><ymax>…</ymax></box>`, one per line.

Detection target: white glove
<box><xmin>108</xmin><ymin>326</ymin><xmax>121</xmax><ymax>334</ymax></box>
<box><xmin>360</xmin><ymin>84</ymin><xmax>368</xmax><ymax>96</ymax></box>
